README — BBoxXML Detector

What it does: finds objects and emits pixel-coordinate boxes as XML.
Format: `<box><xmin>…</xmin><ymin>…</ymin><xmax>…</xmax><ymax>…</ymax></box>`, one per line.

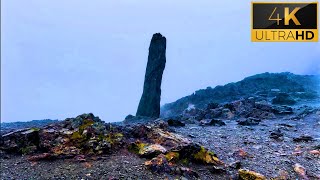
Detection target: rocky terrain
<box><xmin>1</xmin><ymin>99</ymin><xmax>319</xmax><ymax>179</ymax></box>
<box><xmin>1</xmin><ymin>119</ymin><xmax>59</xmax><ymax>135</ymax></box>
<box><xmin>172</xmin><ymin>101</ymin><xmax>320</xmax><ymax>179</ymax></box>
<box><xmin>161</xmin><ymin>72</ymin><xmax>320</xmax><ymax>117</ymax></box>
<box><xmin>1</xmin><ymin>33</ymin><xmax>319</xmax><ymax>179</ymax></box>
<box><xmin>1</xmin><ymin>113</ymin><xmax>226</xmax><ymax>179</ymax></box>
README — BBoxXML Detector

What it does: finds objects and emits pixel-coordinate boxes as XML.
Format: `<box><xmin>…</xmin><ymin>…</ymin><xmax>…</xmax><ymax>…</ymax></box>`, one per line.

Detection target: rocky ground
<box><xmin>0</xmin><ymin>114</ymin><xmax>227</xmax><ymax>180</ymax></box>
<box><xmin>173</xmin><ymin>114</ymin><xmax>320</xmax><ymax>179</ymax></box>
<box><xmin>1</xmin><ymin>100</ymin><xmax>320</xmax><ymax>180</ymax></box>
<box><xmin>0</xmin><ymin>149</ymin><xmax>231</xmax><ymax>180</ymax></box>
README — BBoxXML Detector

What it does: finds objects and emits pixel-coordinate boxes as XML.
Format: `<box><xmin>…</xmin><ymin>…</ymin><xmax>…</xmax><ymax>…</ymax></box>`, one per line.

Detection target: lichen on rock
<box><xmin>238</xmin><ymin>169</ymin><xmax>266</xmax><ymax>180</ymax></box>
<box><xmin>193</xmin><ymin>146</ymin><xmax>222</xmax><ymax>165</ymax></box>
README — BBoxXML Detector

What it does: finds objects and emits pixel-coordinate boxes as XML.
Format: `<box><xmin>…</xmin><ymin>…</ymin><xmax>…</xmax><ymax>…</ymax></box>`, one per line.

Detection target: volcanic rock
<box><xmin>144</xmin><ymin>154</ymin><xmax>172</xmax><ymax>173</ymax></box>
<box><xmin>237</xmin><ymin>117</ymin><xmax>260</xmax><ymax>126</ymax></box>
<box><xmin>238</xmin><ymin>169</ymin><xmax>266</xmax><ymax>180</ymax></box>
<box><xmin>200</xmin><ymin>119</ymin><xmax>226</xmax><ymax>126</ymax></box>
<box><xmin>269</xmin><ymin>129</ymin><xmax>284</xmax><ymax>140</ymax></box>
<box><xmin>0</xmin><ymin>113</ymin><xmax>124</xmax><ymax>158</ymax></box>
<box><xmin>167</xmin><ymin>119</ymin><xmax>185</xmax><ymax>127</ymax></box>
<box><xmin>136</xmin><ymin>33</ymin><xmax>166</xmax><ymax>118</ymax></box>
<box><xmin>139</xmin><ymin>144</ymin><xmax>167</xmax><ymax>158</ymax></box>
<box><xmin>0</xmin><ymin>128</ymin><xmax>40</xmax><ymax>154</ymax></box>
<box><xmin>272</xmin><ymin>93</ymin><xmax>296</xmax><ymax>105</ymax></box>
<box><xmin>293</xmin><ymin>135</ymin><xmax>314</xmax><ymax>142</ymax></box>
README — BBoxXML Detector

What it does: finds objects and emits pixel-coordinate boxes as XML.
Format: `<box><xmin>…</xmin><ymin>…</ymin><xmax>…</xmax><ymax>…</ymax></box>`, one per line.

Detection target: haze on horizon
<box><xmin>1</xmin><ymin>0</ymin><xmax>320</xmax><ymax>122</ymax></box>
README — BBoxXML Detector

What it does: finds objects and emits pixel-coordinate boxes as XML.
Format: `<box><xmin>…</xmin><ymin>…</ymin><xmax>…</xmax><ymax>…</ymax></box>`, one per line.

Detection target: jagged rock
<box><xmin>0</xmin><ymin>128</ymin><xmax>40</xmax><ymax>154</ymax></box>
<box><xmin>1</xmin><ymin>113</ymin><xmax>224</xmax><ymax>177</ymax></box>
<box><xmin>210</xmin><ymin>166</ymin><xmax>227</xmax><ymax>174</ymax></box>
<box><xmin>297</xmin><ymin>106</ymin><xmax>317</xmax><ymax>118</ymax></box>
<box><xmin>64</xmin><ymin>113</ymin><xmax>103</xmax><ymax>130</ymax></box>
<box><xmin>272</xmin><ymin>106</ymin><xmax>294</xmax><ymax>115</ymax></box>
<box><xmin>161</xmin><ymin>72</ymin><xmax>319</xmax><ymax>117</ymax></box>
<box><xmin>127</xmin><ymin>124</ymin><xmax>223</xmax><ymax>165</ymax></box>
<box><xmin>200</xmin><ymin>119</ymin><xmax>226</xmax><ymax>126</ymax></box>
<box><xmin>167</xmin><ymin>119</ymin><xmax>185</xmax><ymax>127</ymax></box>
<box><xmin>272</xmin><ymin>93</ymin><xmax>296</xmax><ymax>105</ymax></box>
<box><xmin>313</xmin><ymin>144</ymin><xmax>320</xmax><ymax>150</ymax></box>
<box><xmin>144</xmin><ymin>154</ymin><xmax>199</xmax><ymax>178</ymax></box>
<box><xmin>192</xmin><ymin>146</ymin><xmax>222</xmax><ymax>165</ymax></box>
<box><xmin>144</xmin><ymin>154</ymin><xmax>173</xmax><ymax>173</ymax></box>
<box><xmin>238</xmin><ymin>169</ymin><xmax>266</xmax><ymax>180</ymax></box>
<box><xmin>165</xmin><ymin>151</ymin><xmax>180</xmax><ymax>161</ymax></box>
<box><xmin>229</xmin><ymin>160</ymin><xmax>242</xmax><ymax>169</ymax></box>
<box><xmin>177</xmin><ymin>167</ymin><xmax>200</xmax><ymax>179</ymax></box>
<box><xmin>293</xmin><ymin>163</ymin><xmax>308</xmax><ymax>179</ymax></box>
<box><xmin>0</xmin><ymin>113</ymin><xmax>125</xmax><ymax>158</ymax></box>
<box><xmin>136</xmin><ymin>33</ymin><xmax>166</xmax><ymax>118</ymax></box>
<box><xmin>270</xmin><ymin>129</ymin><xmax>284</xmax><ymax>140</ymax></box>
<box><xmin>206</xmin><ymin>102</ymin><xmax>219</xmax><ymax>110</ymax></box>
<box><xmin>139</xmin><ymin>144</ymin><xmax>167</xmax><ymax>158</ymax></box>
<box><xmin>188</xmin><ymin>134</ymin><xmax>196</xmax><ymax>138</ymax></box>
<box><xmin>309</xmin><ymin>150</ymin><xmax>320</xmax><ymax>155</ymax></box>
<box><xmin>28</xmin><ymin>153</ymin><xmax>53</xmax><ymax>161</ymax></box>
<box><xmin>207</xmin><ymin>108</ymin><xmax>223</xmax><ymax>118</ymax></box>
<box><xmin>124</xmin><ymin>114</ymin><xmax>135</xmax><ymax>120</ymax></box>
<box><xmin>221</xmin><ymin>108</ymin><xmax>235</xmax><ymax>119</ymax></box>
<box><xmin>293</xmin><ymin>135</ymin><xmax>314</xmax><ymax>142</ymax></box>
<box><xmin>278</xmin><ymin>123</ymin><xmax>294</xmax><ymax>128</ymax></box>
<box><xmin>255</xmin><ymin>101</ymin><xmax>273</xmax><ymax>111</ymax></box>
<box><xmin>209</xmin><ymin>119</ymin><xmax>226</xmax><ymax>126</ymax></box>
<box><xmin>237</xmin><ymin>117</ymin><xmax>260</xmax><ymax>126</ymax></box>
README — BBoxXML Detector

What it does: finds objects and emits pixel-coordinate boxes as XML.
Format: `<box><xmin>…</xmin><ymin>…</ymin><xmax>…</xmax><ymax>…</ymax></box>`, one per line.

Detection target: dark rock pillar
<box><xmin>136</xmin><ymin>33</ymin><xmax>166</xmax><ymax>118</ymax></box>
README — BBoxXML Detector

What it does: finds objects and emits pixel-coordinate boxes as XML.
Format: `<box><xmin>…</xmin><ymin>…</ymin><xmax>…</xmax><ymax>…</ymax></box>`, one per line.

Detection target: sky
<box><xmin>1</xmin><ymin>0</ymin><xmax>320</xmax><ymax>122</ymax></box>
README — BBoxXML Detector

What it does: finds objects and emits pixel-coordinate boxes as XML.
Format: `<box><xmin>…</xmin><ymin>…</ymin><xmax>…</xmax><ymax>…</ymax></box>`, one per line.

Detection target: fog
<box><xmin>1</xmin><ymin>0</ymin><xmax>319</xmax><ymax>122</ymax></box>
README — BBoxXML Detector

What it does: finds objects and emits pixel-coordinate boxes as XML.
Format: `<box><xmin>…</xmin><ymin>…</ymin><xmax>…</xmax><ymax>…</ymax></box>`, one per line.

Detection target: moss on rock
<box><xmin>238</xmin><ymin>169</ymin><xmax>266</xmax><ymax>180</ymax></box>
<box><xmin>193</xmin><ymin>146</ymin><xmax>222</xmax><ymax>165</ymax></box>
<box><xmin>128</xmin><ymin>141</ymin><xmax>148</xmax><ymax>154</ymax></box>
<box><xmin>165</xmin><ymin>151</ymin><xmax>180</xmax><ymax>162</ymax></box>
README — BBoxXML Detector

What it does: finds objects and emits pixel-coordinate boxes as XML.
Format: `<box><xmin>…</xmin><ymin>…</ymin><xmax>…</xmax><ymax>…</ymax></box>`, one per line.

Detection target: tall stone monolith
<box><xmin>136</xmin><ymin>33</ymin><xmax>166</xmax><ymax>118</ymax></box>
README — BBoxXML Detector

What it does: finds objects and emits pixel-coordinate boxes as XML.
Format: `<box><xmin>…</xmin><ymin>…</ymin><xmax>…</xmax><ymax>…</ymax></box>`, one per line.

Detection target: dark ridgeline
<box><xmin>136</xmin><ymin>33</ymin><xmax>166</xmax><ymax>118</ymax></box>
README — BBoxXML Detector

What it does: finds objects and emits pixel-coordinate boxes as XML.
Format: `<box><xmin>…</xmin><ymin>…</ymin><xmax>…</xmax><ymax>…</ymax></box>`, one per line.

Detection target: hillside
<box><xmin>161</xmin><ymin>72</ymin><xmax>320</xmax><ymax>117</ymax></box>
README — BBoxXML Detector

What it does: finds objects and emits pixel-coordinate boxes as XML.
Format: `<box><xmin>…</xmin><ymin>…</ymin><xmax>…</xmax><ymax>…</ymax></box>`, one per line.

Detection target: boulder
<box><xmin>144</xmin><ymin>154</ymin><xmax>200</xmax><ymax>178</ymax></box>
<box><xmin>293</xmin><ymin>135</ymin><xmax>314</xmax><ymax>142</ymax></box>
<box><xmin>293</xmin><ymin>163</ymin><xmax>308</xmax><ymax>179</ymax></box>
<box><xmin>237</xmin><ymin>117</ymin><xmax>260</xmax><ymax>126</ymax></box>
<box><xmin>144</xmin><ymin>154</ymin><xmax>173</xmax><ymax>173</ymax></box>
<box><xmin>200</xmin><ymin>119</ymin><xmax>226</xmax><ymax>126</ymax></box>
<box><xmin>272</xmin><ymin>105</ymin><xmax>294</xmax><ymax>115</ymax></box>
<box><xmin>0</xmin><ymin>128</ymin><xmax>40</xmax><ymax>154</ymax></box>
<box><xmin>139</xmin><ymin>144</ymin><xmax>167</xmax><ymax>158</ymax></box>
<box><xmin>221</xmin><ymin>108</ymin><xmax>235</xmax><ymax>119</ymax></box>
<box><xmin>269</xmin><ymin>129</ymin><xmax>284</xmax><ymax>140</ymax></box>
<box><xmin>210</xmin><ymin>166</ymin><xmax>227</xmax><ymax>174</ymax></box>
<box><xmin>127</xmin><ymin>124</ymin><xmax>223</xmax><ymax>165</ymax></box>
<box><xmin>238</xmin><ymin>169</ymin><xmax>266</xmax><ymax>180</ymax></box>
<box><xmin>167</xmin><ymin>119</ymin><xmax>185</xmax><ymax>127</ymax></box>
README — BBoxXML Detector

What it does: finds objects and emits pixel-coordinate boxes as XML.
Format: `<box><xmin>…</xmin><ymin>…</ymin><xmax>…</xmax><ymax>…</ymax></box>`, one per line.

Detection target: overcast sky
<box><xmin>1</xmin><ymin>0</ymin><xmax>320</xmax><ymax>122</ymax></box>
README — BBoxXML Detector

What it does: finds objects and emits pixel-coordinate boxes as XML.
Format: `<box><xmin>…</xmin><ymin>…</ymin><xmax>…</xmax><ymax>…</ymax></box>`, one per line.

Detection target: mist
<box><xmin>1</xmin><ymin>0</ymin><xmax>319</xmax><ymax>122</ymax></box>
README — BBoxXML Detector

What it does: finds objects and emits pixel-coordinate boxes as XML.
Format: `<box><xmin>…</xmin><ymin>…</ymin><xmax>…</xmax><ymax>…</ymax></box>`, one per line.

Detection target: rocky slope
<box><xmin>1</xmin><ymin>100</ymin><xmax>319</xmax><ymax>179</ymax></box>
<box><xmin>0</xmin><ymin>113</ymin><xmax>227</xmax><ymax>179</ymax></box>
<box><xmin>1</xmin><ymin>72</ymin><xmax>319</xmax><ymax>179</ymax></box>
<box><xmin>1</xmin><ymin>119</ymin><xmax>59</xmax><ymax>135</ymax></box>
<box><xmin>161</xmin><ymin>72</ymin><xmax>320</xmax><ymax>117</ymax></box>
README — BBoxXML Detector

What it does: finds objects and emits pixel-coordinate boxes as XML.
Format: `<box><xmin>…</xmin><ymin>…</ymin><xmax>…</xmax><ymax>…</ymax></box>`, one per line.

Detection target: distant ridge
<box><xmin>161</xmin><ymin>72</ymin><xmax>320</xmax><ymax>117</ymax></box>
<box><xmin>1</xmin><ymin>119</ymin><xmax>59</xmax><ymax>134</ymax></box>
